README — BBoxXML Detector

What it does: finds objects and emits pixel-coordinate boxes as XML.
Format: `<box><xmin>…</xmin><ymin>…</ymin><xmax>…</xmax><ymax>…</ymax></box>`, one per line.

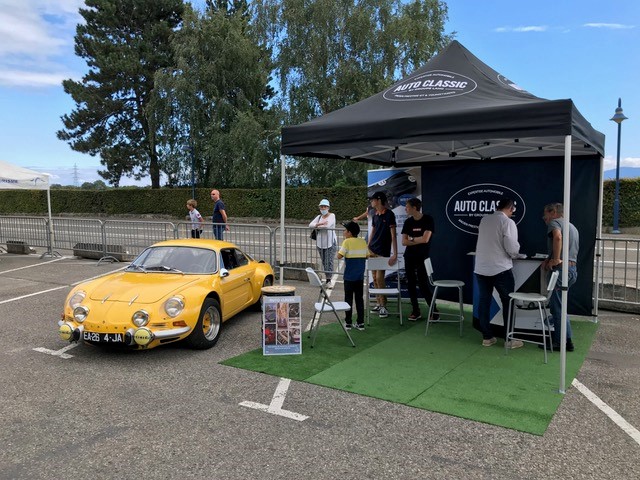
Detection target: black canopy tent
<box><xmin>282</xmin><ymin>41</ymin><xmax>603</xmax><ymax>163</ymax></box>
<box><xmin>280</xmin><ymin>40</ymin><xmax>605</xmax><ymax>393</ymax></box>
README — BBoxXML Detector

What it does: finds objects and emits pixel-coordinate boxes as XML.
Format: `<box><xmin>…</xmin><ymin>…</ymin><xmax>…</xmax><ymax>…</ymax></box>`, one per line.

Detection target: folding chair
<box><xmin>305</xmin><ymin>268</ymin><xmax>355</xmax><ymax>347</ymax></box>
<box><xmin>365</xmin><ymin>257</ymin><xmax>404</xmax><ymax>326</ymax></box>
<box><xmin>505</xmin><ymin>270</ymin><xmax>559</xmax><ymax>363</ymax></box>
<box><xmin>424</xmin><ymin>258</ymin><xmax>465</xmax><ymax>337</ymax></box>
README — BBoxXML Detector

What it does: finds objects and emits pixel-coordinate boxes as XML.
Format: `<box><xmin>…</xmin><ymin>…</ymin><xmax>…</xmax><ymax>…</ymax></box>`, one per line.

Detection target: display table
<box><xmin>470</xmin><ymin>253</ymin><xmax>547</xmax><ymax>336</ymax></box>
<box><xmin>261</xmin><ymin>285</ymin><xmax>296</xmax><ymax>297</ymax></box>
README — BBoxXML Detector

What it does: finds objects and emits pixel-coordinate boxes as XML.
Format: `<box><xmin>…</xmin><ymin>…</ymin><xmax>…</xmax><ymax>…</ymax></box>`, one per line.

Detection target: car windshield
<box><xmin>127</xmin><ymin>246</ymin><xmax>218</xmax><ymax>274</ymax></box>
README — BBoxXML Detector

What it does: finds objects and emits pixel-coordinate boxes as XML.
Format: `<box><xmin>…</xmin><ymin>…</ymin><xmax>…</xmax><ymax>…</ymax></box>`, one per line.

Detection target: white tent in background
<box><xmin>0</xmin><ymin>159</ymin><xmax>53</xmax><ymax>238</ymax></box>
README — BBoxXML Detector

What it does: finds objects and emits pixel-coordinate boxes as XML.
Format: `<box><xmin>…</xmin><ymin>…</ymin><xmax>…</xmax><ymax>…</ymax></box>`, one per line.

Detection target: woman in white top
<box><xmin>309</xmin><ymin>199</ymin><xmax>337</xmax><ymax>283</ymax></box>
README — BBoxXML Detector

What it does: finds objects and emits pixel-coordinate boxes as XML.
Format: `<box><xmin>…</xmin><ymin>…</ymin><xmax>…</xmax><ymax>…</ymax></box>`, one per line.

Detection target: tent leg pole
<box><xmin>559</xmin><ymin>135</ymin><xmax>572</xmax><ymax>394</ymax></box>
<box><xmin>279</xmin><ymin>153</ymin><xmax>286</xmax><ymax>285</ymax></box>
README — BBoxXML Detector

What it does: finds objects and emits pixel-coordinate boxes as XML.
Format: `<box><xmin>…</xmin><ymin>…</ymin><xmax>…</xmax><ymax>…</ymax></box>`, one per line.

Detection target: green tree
<box><xmin>57</xmin><ymin>0</ymin><xmax>184</xmax><ymax>188</ymax></box>
<box><xmin>252</xmin><ymin>0</ymin><xmax>453</xmax><ymax>186</ymax></box>
<box><xmin>151</xmin><ymin>4</ymin><xmax>280</xmax><ymax>188</ymax></box>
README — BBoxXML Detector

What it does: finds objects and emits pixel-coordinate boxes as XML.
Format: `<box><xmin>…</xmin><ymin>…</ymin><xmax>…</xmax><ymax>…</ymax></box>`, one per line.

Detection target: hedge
<box><xmin>0</xmin><ymin>179</ymin><xmax>637</xmax><ymax>226</ymax></box>
<box><xmin>0</xmin><ymin>186</ymin><xmax>368</xmax><ymax>223</ymax></box>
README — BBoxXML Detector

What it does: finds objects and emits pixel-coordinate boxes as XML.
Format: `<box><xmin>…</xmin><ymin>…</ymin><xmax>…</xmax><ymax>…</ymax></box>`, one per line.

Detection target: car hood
<box><xmin>88</xmin><ymin>272</ymin><xmax>203</xmax><ymax>304</ymax></box>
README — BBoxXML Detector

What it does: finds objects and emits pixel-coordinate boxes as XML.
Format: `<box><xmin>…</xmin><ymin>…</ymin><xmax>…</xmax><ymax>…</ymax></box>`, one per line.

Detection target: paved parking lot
<box><xmin>1</xmin><ymin>250</ymin><xmax>639</xmax><ymax>479</ymax></box>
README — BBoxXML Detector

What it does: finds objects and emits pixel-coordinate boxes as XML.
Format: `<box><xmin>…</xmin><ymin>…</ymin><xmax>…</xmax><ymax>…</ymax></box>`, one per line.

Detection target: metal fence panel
<box><xmin>0</xmin><ymin>216</ymin><xmax>49</xmax><ymax>250</ymax></box>
<box><xmin>103</xmin><ymin>220</ymin><xmax>176</xmax><ymax>259</ymax></box>
<box><xmin>51</xmin><ymin>217</ymin><xmax>104</xmax><ymax>252</ymax></box>
<box><xmin>275</xmin><ymin>225</ymin><xmax>341</xmax><ymax>276</ymax></box>
<box><xmin>597</xmin><ymin>237</ymin><xmax>640</xmax><ymax>307</ymax></box>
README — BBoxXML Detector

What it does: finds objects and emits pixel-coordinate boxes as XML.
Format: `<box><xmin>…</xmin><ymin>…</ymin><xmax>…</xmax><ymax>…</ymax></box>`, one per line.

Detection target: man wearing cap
<box><xmin>338</xmin><ymin>221</ymin><xmax>369</xmax><ymax>330</ymax></box>
<box><xmin>367</xmin><ymin>191</ymin><xmax>398</xmax><ymax>318</ymax></box>
<box><xmin>309</xmin><ymin>199</ymin><xmax>338</xmax><ymax>284</ymax></box>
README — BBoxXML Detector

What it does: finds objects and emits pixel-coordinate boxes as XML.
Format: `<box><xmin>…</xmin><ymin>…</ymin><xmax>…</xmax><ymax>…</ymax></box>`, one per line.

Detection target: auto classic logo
<box><xmin>383</xmin><ymin>70</ymin><xmax>477</xmax><ymax>101</ymax></box>
<box><xmin>445</xmin><ymin>184</ymin><xmax>526</xmax><ymax>235</ymax></box>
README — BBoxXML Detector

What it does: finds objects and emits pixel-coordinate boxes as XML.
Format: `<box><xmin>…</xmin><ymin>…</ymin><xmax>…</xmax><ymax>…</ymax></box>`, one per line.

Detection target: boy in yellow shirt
<box><xmin>337</xmin><ymin>221</ymin><xmax>368</xmax><ymax>330</ymax></box>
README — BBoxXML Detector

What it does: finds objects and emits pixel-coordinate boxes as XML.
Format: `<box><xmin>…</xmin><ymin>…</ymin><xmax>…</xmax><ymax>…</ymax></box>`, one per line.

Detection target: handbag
<box><xmin>310</xmin><ymin>229</ymin><xmax>317</xmax><ymax>240</ymax></box>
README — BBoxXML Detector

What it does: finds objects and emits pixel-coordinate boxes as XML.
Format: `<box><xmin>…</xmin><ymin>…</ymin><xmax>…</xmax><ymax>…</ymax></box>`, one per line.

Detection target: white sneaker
<box><xmin>378</xmin><ymin>307</ymin><xmax>389</xmax><ymax>318</ymax></box>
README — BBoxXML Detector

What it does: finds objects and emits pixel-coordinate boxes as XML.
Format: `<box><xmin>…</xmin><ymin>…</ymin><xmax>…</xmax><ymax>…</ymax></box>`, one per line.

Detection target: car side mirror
<box><xmin>220</xmin><ymin>268</ymin><xmax>230</xmax><ymax>278</ymax></box>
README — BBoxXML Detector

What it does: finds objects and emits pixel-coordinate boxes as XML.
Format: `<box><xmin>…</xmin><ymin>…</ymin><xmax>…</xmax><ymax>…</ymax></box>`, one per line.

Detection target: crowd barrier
<box><xmin>595</xmin><ymin>237</ymin><xmax>640</xmax><ymax>311</ymax></box>
<box><xmin>2</xmin><ymin>215</ymin><xmax>639</xmax><ymax>312</ymax></box>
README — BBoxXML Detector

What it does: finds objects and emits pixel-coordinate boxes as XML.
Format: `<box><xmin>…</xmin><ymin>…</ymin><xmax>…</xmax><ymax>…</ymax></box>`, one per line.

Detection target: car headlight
<box><xmin>68</xmin><ymin>291</ymin><xmax>86</xmax><ymax>309</ymax></box>
<box><xmin>132</xmin><ymin>310</ymin><xmax>149</xmax><ymax>327</ymax></box>
<box><xmin>164</xmin><ymin>297</ymin><xmax>184</xmax><ymax>318</ymax></box>
<box><xmin>73</xmin><ymin>306</ymin><xmax>89</xmax><ymax>322</ymax></box>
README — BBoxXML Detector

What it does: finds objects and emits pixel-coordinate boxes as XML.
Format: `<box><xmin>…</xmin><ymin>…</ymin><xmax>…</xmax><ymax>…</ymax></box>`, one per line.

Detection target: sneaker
<box><xmin>408</xmin><ymin>312</ymin><xmax>422</xmax><ymax>321</ymax></box>
<box><xmin>344</xmin><ymin>323</ymin><xmax>352</xmax><ymax>330</ymax></box>
<box><xmin>378</xmin><ymin>306</ymin><xmax>389</xmax><ymax>318</ymax></box>
<box><xmin>505</xmin><ymin>339</ymin><xmax>524</xmax><ymax>349</ymax></box>
<box><xmin>370</xmin><ymin>305</ymin><xmax>381</xmax><ymax>313</ymax></box>
<box><xmin>429</xmin><ymin>308</ymin><xmax>440</xmax><ymax>321</ymax></box>
<box><xmin>566</xmin><ymin>339</ymin><xmax>575</xmax><ymax>352</ymax></box>
<box><xmin>355</xmin><ymin>323</ymin><xmax>365</xmax><ymax>331</ymax></box>
<box><xmin>482</xmin><ymin>337</ymin><xmax>497</xmax><ymax>347</ymax></box>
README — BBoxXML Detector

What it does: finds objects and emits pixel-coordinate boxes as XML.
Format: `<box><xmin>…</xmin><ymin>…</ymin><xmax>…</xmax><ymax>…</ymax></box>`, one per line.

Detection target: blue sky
<box><xmin>1</xmin><ymin>0</ymin><xmax>638</xmax><ymax>186</ymax></box>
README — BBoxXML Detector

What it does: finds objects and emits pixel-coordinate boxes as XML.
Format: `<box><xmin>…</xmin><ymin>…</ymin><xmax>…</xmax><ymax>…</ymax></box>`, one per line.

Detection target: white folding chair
<box><xmin>305</xmin><ymin>267</ymin><xmax>355</xmax><ymax>347</ymax></box>
<box><xmin>505</xmin><ymin>270</ymin><xmax>559</xmax><ymax>363</ymax></box>
<box><xmin>365</xmin><ymin>257</ymin><xmax>404</xmax><ymax>326</ymax></box>
<box><xmin>424</xmin><ymin>258</ymin><xmax>465</xmax><ymax>337</ymax></box>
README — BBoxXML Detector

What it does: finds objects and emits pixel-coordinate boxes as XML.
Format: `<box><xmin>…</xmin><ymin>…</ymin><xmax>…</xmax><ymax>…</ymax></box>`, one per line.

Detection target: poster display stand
<box><xmin>263</xmin><ymin>295</ymin><xmax>302</xmax><ymax>355</ymax></box>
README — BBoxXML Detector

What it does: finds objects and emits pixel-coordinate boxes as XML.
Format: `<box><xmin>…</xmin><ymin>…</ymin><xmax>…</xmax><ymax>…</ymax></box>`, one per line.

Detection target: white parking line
<box><xmin>239</xmin><ymin>378</ymin><xmax>309</xmax><ymax>421</ymax></box>
<box><xmin>33</xmin><ymin>343</ymin><xmax>80</xmax><ymax>359</ymax></box>
<box><xmin>0</xmin><ymin>286</ymin><xmax>69</xmax><ymax>305</ymax></box>
<box><xmin>573</xmin><ymin>379</ymin><xmax>640</xmax><ymax>447</ymax></box>
<box><xmin>0</xmin><ymin>266</ymin><xmax>127</xmax><ymax>305</ymax></box>
<box><xmin>0</xmin><ymin>256</ymin><xmax>69</xmax><ymax>274</ymax></box>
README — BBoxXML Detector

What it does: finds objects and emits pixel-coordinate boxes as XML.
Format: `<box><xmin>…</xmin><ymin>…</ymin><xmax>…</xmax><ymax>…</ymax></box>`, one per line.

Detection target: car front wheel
<box><xmin>185</xmin><ymin>298</ymin><xmax>222</xmax><ymax>349</ymax></box>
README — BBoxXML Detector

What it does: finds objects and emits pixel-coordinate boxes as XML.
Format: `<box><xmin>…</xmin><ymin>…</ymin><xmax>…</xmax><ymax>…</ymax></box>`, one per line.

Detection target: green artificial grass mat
<box><xmin>221</xmin><ymin>305</ymin><xmax>598</xmax><ymax>435</ymax></box>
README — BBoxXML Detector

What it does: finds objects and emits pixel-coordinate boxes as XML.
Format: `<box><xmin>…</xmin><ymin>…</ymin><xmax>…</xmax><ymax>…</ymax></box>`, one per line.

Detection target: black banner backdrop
<box><xmin>421</xmin><ymin>155</ymin><xmax>600</xmax><ymax>316</ymax></box>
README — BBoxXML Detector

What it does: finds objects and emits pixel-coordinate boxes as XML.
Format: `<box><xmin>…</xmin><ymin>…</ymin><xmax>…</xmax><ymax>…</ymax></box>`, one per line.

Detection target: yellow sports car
<box><xmin>58</xmin><ymin>239</ymin><xmax>274</xmax><ymax>350</ymax></box>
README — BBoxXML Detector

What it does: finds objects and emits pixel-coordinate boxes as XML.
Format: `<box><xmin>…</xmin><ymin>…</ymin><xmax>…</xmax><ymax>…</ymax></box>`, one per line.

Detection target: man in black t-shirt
<box><xmin>401</xmin><ymin>197</ymin><xmax>437</xmax><ymax>321</ymax></box>
<box><xmin>368</xmin><ymin>191</ymin><xmax>397</xmax><ymax>318</ymax></box>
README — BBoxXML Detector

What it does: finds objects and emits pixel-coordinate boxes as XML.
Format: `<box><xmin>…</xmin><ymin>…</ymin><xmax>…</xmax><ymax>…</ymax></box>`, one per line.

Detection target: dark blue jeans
<box><xmin>475</xmin><ymin>269</ymin><xmax>515</xmax><ymax>340</ymax></box>
<box><xmin>549</xmin><ymin>265</ymin><xmax>577</xmax><ymax>344</ymax></box>
<box><xmin>213</xmin><ymin>224</ymin><xmax>224</xmax><ymax>240</ymax></box>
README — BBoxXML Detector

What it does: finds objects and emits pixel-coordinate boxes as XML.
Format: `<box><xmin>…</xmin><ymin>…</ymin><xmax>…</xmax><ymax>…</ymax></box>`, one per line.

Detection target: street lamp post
<box><xmin>610</xmin><ymin>98</ymin><xmax>628</xmax><ymax>234</ymax></box>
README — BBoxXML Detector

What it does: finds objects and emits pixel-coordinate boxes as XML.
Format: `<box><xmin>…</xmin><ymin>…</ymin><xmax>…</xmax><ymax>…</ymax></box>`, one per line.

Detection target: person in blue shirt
<box><xmin>210</xmin><ymin>189</ymin><xmax>229</xmax><ymax>240</ymax></box>
<box><xmin>338</xmin><ymin>221</ymin><xmax>368</xmax><ymax>330</ymax></box>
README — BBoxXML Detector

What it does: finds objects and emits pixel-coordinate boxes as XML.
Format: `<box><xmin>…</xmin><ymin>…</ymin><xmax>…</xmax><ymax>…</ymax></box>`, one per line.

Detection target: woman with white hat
<box><xmin>309</xmin><ymin>198</ymin><xmax>337</xmax><ymax>285</ymax></box>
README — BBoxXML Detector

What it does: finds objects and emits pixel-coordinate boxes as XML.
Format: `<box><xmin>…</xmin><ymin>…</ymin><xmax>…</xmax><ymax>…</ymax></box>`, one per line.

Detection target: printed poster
<box><xmin>263</xmin><ymin>296</ymin><xmax>302</xmax><ymax>355</ymax></box>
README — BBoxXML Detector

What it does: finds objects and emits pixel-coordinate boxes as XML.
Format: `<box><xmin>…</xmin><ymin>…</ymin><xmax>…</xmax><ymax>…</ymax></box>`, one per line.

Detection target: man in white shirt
<box><xmin>474</xmin><ymin>197</ymin><xmax>523</xmax><ymax>348</ymax></box>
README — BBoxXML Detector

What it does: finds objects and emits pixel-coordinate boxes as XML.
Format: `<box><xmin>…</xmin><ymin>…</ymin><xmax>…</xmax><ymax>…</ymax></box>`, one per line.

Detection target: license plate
<box><xmin>82</xmin><ymin>331</ymin><xmax>124</xmax><ymax>343</ymax></box>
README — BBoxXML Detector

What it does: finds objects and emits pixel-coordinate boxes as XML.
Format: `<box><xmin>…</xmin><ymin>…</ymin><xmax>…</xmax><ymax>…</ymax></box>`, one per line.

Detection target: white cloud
<box><xmin>603</xmin><ymin>155</ymin><xmax>640</xmax><ymax>171</ymax></box>
<box><xmin>583</xmin><ymin>23</ymin><xmax>635</xmax><ymax>29</ymax></box>
<box><xmin>0</xmin><ymin>69</ymin><xmax>70</xmax><ymax>87</ymax></box>
<box><xmin>494</xmin><ymin>25</ymin><xmax>548</xmax><ymax>33</ymax></box>
<box><xmin>0</xmin><ymin>0</ymin><xmax>84</xmax><ymax>88</ymax></box>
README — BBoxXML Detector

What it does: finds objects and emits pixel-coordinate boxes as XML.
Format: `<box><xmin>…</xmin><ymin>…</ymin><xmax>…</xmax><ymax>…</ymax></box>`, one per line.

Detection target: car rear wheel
<box><xmin>185</xmin><ymin>298</ymin><xmax>222</xmax><ymax>349</ymax></box>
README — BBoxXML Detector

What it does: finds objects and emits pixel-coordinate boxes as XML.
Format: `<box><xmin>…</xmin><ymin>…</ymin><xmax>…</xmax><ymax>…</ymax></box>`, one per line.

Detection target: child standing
<box><xmin>186</xmin><ymin>199</ymin><xmax>204</xmax><ymax>238</ymax></box>
<box><xmin>337</xmin><ymin>221</ymin><xmax>368</xmax><ymax>330</ymax></box>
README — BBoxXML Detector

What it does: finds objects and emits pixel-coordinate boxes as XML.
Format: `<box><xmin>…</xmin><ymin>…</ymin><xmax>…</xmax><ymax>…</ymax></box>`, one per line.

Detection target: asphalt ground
<box><xmin>1</xmin><ymin>249</ymin><xmax>639</xmax><ymax>480</ymax></box>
